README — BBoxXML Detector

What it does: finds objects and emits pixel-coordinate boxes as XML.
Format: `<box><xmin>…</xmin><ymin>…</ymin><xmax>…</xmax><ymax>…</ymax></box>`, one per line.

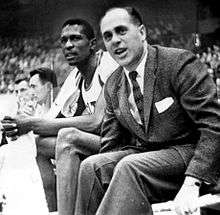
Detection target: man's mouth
<box><xmin>114</xmin><ymin>48</ymin><xmax>127</xmax><ymax>57</ymax></box>
<box><xmin>65</xmin><ymin>52</ymin><xmax>78</xmax><ymax>60</ymax></box>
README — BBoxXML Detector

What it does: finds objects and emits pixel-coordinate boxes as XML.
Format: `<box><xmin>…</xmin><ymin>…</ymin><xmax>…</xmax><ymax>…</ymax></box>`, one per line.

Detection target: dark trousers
<box><xmin>75</xmin><ymin>146</ymin><xmax>195</xmax><ymax>215</ymax></box>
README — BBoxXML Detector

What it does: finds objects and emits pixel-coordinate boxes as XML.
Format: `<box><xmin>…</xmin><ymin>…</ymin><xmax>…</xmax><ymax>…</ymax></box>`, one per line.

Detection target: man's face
<box><xmin>29</xmin><ymin>74</ymin><xmax>49</xmax><ymax>104</ymax></box>
<box><xmin>101</xmin><ymin>9</ymin><xmax>146</xmax><ymax>71</ymax></box>
<box><xmin>60</xmin><ymin>24</ymin><xmax>92</xmax><ymax>66</ymax></box>
<box><xmin>14</xmin><ymin>80</ymin><xmax>29</xmax><ymax>100</ymax></box>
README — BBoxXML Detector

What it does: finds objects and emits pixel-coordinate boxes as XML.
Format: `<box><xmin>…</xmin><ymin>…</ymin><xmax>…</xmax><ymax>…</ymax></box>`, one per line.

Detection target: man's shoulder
<box><xmin>105</xmin><ymin>66</ymin><xmax>122</xmax><ymax>90</ymax></box>
<box><xmin>153</xmin><ymin>45</ymin><xmax>193</xmax><ymax>59</ymax></box>
<box><xmin>152</xmin><ymin>45</ymin><xmax>195</xmax><ymax>60</ymax></box>
<box><xmin>97</xmin><ymin>50</ymin><xmax>119</xmax><ymax>83</ymax></box>
<box><xmin>152</xmin><ymin>45</ymin><xmax>196</xmax><ymax>71</ymax></box>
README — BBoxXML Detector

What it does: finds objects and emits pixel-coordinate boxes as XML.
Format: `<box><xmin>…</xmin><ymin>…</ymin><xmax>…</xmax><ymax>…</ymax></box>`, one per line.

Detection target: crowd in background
<box><xmin>0</xmin><ymin>21</ymin><xmax>219</xmax><ymax>100</ymax></box>
<box><xmin>0</xmin><ymin>36</ymin><xmax>69</xmax><ymax>94</ymax></box>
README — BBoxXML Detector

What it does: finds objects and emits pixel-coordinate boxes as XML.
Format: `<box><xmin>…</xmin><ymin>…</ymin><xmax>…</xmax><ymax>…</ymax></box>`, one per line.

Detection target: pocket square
<box><xmin>155</xmin><ymin>97</ymin><xmax>174</xmax><ymax>113</ymax></box>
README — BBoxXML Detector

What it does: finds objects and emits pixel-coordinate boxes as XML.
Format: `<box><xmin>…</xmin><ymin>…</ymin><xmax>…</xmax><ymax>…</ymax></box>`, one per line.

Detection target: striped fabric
<box><xmin>129</xmin><ymin>71</ymin><xmax>145</xmax><ymax>125</ymax></box>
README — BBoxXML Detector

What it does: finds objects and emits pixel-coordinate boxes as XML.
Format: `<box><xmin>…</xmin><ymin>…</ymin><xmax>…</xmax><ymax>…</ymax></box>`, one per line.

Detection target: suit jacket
<box><xmin>101</xmin><ymin>45</ymin><xmax>220</xmax><ymax>185</ymax></box>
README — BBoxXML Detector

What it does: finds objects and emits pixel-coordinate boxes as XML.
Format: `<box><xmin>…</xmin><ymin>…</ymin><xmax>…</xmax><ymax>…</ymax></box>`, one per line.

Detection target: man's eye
<box><xmin>60</xmin><ymin>37</ymin><xmax>67</xmax><ymax>44</ymax></box>
<box><xmin>103</xmin><ymin>33</ymin><xmax>112</xmax><ymax>42</ymax></box>
<box><xmin>69</xmin><ymin>35</ymin><xmax>82</xmax><ymax>41</ymax></box>
<box><xmin>118</xmin><ymin>28</ymin><xmax>127</xmax><ymax>35</ymax></box>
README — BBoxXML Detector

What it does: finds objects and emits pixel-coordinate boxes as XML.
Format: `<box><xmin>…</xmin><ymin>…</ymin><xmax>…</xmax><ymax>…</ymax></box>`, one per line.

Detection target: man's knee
<box><xmin>56</xmin><ymin>127</ymin><xmax>82</xmax><ymax>158</ymax></box>
<box><xmin>114</xmin><ymin>154</ymin><xmax>141</xmax><ymax>175</ymax></box>
<box><xmin>80</xmin><ymin>155</ymin><xmax>96</xmax><ymax>173</ymax></box>
<box><xmin>36</xmin><ymin>136</ymin><xmax>56</xmax><ymax>157</ymax></box>
<box><xmin>78</xmin><ymin>154</ymin><xmax>105</xmax><ymax>180</ymax></box>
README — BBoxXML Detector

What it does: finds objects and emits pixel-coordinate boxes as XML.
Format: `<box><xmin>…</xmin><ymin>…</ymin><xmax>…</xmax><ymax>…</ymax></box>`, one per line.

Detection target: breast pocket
<box><xmin>155</xmin><ymin>97</ymin><xmax>175</xmax><ymax>114</ymax></box>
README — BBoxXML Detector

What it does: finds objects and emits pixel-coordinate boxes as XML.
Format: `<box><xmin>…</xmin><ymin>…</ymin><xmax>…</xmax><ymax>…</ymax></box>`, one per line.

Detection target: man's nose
<box><xmin>112</xmin><ymin>33</ymin><xmax>121</xmax><ymax>44</ymax></box>
<box><xmin>65</xmin><ymin>39</ymin><xmax>74</xmax><ymax>49</ymax></box>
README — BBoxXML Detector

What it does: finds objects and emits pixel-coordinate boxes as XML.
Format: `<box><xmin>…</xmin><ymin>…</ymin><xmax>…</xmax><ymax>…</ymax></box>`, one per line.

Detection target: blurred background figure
<box><xmin>0</xmin><ymin>67</ymin><xmax>57</xmax><ymax>215</ymax></box>
<box><xmin>28</xmin><ymin>67</ymin><xmax>57</xmax><ymax>116</ymax></box>
<box><xmin>13</xmin><ymin>73</ymin><xmax>30</xmax><ymax>116</ymax></box>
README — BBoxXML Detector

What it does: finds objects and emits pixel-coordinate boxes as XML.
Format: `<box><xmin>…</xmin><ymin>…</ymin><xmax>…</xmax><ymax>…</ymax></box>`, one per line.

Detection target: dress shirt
<box><xmin>124</xmin><ymin>43</ymin><xmax>148</xmax><ymax>124</ymax></box>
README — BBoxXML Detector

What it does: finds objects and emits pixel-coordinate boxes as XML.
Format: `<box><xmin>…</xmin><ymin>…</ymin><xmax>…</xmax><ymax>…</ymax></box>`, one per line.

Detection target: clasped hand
<box><xmin>1</xmin><ymin>116</ymin><xmax>31</xmax><ymax>139</ymax></box>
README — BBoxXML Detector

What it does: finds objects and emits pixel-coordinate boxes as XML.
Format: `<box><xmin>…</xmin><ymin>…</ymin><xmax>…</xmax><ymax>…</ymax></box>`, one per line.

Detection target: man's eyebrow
<box><xmin>115</xmin><ymin>25</ymin><xmax>127</xmax><ymax>30</ymax></box>
<box><xmin>103</xmin><ymin>30</ymin><xmax>111</xmax><ymax>35</ymax></box>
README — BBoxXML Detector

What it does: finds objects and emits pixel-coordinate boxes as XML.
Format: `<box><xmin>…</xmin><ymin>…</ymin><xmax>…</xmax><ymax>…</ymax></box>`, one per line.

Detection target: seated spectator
<box><xmin>0</xmin><ymin>73</ymin><xmax>29</xmax><ymax>146</ymax></box>
<box><xmin>29</xmin><ymin>67</ymin><xmax>57</xmax><ymax>116</ymax></box>
<box><xmin>13</xmin><ymin>73</ymin><xmax>30</xmax><ymax>115</ymax></box>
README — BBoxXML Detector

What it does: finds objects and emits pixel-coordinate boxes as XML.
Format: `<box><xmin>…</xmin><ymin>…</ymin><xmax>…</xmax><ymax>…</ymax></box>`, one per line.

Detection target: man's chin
<box><xmin>68</xmin><ymin>60</ymin><xmax>77</xmax><ymax>66</ymax></box>
<box><xmin>115</xmin><ymin>58</ymin><xmax>130</xmax><ymax>67</ymax></box>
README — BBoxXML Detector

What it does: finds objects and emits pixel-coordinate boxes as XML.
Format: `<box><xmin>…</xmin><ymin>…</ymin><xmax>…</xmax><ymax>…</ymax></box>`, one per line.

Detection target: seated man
<box><xmin>0</xmin><ymin>68</ymin><xmax>57</xmax><ymax>215</ymax></box>
<box><xmin>29</xmin><ymin>67</ymin><xmax>57</xmax><ymax>116</ymax></box>
<box><xmin>2</xmin><ymin>18</ymin><xmax>118</xmax><ymax>213</ymax></box>
<box><xmin>1</xmin><ymin>74</ymin><xmax>29</xmax><ymax>146</ymax></box>
<box><xmin>74</xmin><ymin>7</ymin><xmax>220</xmax><ymax>215</ymax></box>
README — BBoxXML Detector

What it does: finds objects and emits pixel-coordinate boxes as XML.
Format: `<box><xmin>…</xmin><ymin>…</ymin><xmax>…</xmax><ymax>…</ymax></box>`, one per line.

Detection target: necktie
<box><xmin>128</xmin><ymin>71</ymin><xmax>144</xmax><ymax>125</ymax></box>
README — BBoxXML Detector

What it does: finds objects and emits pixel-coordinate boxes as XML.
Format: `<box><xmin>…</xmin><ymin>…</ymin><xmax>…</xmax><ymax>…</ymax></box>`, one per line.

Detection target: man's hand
<box><xmin>174</xmin><ymin>176</ymin><xmax>201</xmax><ymax>215</ymax></box>
<box><xmin>1</xmin><ymin>116</ymin><xmax>33</xmax><ymax>137</ymax></box>
<box><xmin>1</xmin><ymin>116</ymin><xmax>18</xmax><ymax>138</ymax></box>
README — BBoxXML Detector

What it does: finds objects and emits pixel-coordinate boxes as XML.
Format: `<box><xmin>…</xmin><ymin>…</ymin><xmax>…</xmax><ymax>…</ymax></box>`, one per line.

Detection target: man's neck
<box><xmin>77</xmin><ymin>53</ymin><xmax>97</xmax><ymax>88</ymax></box>
<box><xmin>125</xmin><ymin>42</ymin><xmax>148</xmax><ymax>72</ymax></box>
<box><xmin>40</xmin><ymin>93</ymin><xmax>51</xmax><ymax>111</ymax></box>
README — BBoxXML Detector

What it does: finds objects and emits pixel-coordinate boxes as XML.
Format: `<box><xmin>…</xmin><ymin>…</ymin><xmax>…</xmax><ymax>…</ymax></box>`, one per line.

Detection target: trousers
<box><xmin>75</xmin><ymin>145</ymin><xmax>195</xmax><ymax>215</ymax></box>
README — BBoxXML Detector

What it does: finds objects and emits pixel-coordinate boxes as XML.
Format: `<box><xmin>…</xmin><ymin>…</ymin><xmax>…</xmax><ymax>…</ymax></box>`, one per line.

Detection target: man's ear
<box><xmin>138</xmin><ymin>24</ymin><xmax>146</xmax><ymax>41</ymax></box>
<box><xmin>45</xmin><ymin>82</ymin><xmax>52</xmax><ymax>91</ymax></box>
<box><xmin>90</xmin><ymin>38</ymin><xmax>96</xmax><ymax>52</ymax></box>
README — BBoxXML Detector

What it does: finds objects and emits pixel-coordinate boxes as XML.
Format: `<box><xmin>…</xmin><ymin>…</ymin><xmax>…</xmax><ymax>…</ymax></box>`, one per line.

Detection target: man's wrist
<box><xmin>183</xmin><ymin>176</ymin><xmax>202</xmax><ymax>187</ymax></box>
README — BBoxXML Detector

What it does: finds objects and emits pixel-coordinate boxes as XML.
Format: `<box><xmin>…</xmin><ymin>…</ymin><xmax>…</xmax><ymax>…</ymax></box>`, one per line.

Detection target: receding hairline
<box><xmin>100</xmin><ymin>7</ymin><xmax>143</xmax><ymax>27</ymax></box>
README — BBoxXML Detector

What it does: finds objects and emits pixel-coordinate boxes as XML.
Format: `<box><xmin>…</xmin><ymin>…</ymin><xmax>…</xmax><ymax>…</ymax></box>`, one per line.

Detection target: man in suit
<box><xmin>2</xmin><ymin>19</ymin><xmax>118</xmax><ymax>213</ymax></box>
<box><xmin>74</xmin><ymin>7</ymin><xmax>220</xmax><ymax>215</ymax></box>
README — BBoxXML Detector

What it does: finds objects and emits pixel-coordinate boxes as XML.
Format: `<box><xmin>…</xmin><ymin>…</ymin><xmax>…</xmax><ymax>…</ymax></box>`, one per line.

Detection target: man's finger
<box><xmin>1</xmin><ymin>119</ymin><xmax>16</xmax><ymax>125</ymax></box>
<box><xmin>2</xmin><ymin>123</ymin><xmax>17</xmax><ymax>130</ymax></box>
<box><xmin>2</xmin><ymin>116</ymin><xmax>14</xmax><ymax>121</ymax></box>
<box><xmin>5</xmin><ymin>129</ymin><xmax>18</xmax><ymax>137</ymax></box>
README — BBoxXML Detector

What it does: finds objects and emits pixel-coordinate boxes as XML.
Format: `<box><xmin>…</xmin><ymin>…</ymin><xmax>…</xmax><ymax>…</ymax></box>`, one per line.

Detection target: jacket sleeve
<box><xmin>100</xmin><ymin>81</ymin><xmax>126</xmax><ymax>153</ymax></box>
<box><xmin>173</xmin><ymin>51</ymin><xmax>220</xmax><ymax>184</ymax></box>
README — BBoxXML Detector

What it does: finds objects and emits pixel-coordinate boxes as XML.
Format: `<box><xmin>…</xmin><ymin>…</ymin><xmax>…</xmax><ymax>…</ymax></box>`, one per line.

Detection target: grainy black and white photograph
<box><xmin>0</xmin><ymin>0</ymin><xmax>220</xmax><ymax>215</ymax></box>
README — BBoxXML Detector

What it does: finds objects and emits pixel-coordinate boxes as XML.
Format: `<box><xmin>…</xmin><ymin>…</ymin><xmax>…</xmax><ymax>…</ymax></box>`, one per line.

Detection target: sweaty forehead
<box><xmin>61</xmin><ymin>24</ymin><xmax>84</xmax><ymax>36</ymax></box>
<box><xmin>101</xmin><ymin>9</ymin><xmax>131</xmax><ymax>32</ymax></box>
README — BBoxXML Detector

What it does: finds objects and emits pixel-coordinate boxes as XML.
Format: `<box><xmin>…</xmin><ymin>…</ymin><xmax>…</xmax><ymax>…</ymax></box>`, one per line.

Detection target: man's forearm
<box><xmin>32</xmin><ymin>114</ymin><xmax>101</xmax><ymax>136</ymax></box>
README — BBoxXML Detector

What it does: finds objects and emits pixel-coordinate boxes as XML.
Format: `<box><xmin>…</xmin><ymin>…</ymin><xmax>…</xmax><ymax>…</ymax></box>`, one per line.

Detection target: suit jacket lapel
<box><xmin>143</xmin><ymin>45</ymin><xmax>157</xmax><ymax>135</ymax></box>
<box><xmin>117</xmin><ymin>68</ymin><xmax>146</xmax><ymax>141</ymax></box>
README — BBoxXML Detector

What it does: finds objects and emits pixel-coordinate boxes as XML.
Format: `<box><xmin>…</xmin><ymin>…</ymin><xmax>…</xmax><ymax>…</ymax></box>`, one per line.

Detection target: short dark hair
<box><xmin>62</xmin><ymin>18</ymin><xmax>95</xmax><ymax>40</ymax></box>
<box><xmin>15</xmin><ymin>73</ymin><xmax>28</xmax><ymax>85</ymax></box>
<box><xmin>101</xmin><ymin>6</ymin><xmax>143</xmax><ymax>27</ymax></box>
<box><xmin>30</xmin><ymin>67</ymin><xmax>57</xmax><ymax>87</ymax></box>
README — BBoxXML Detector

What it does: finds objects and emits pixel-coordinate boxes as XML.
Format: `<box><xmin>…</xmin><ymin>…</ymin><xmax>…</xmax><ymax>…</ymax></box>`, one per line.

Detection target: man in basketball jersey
<box><xmin>2</xmin><ymin>18</ymin><xmax>118</xmax><ymax>214</ymax></box>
